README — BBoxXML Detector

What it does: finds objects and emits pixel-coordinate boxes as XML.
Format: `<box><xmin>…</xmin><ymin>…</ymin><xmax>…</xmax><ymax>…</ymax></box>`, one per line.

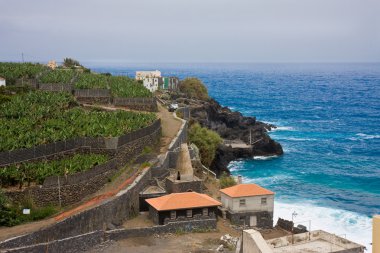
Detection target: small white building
<box><xmin>143</xmin><ymin>77</ymin><xmax>160</xmax><ymax>92</ymax></box>
<box><xmin>135</xmin><ymin>70</ymin><xmax>161</xmax><ymax>81</ymax></box>
<box><xmin>220</xmin><ymin>183</ymin><xmax>274</xmax><ymax>228</ymax></box>
<box><xmin>0</xmin><ymin>77</ymin><xmax>6</xmax><ymax>86</ymax></box>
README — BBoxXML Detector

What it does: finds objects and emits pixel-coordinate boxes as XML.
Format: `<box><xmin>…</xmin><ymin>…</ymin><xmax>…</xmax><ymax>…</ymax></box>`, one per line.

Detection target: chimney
<box><xmin>237</xmin><ymin>175</ymin><xmax>243</xmax><ymax>184</ymax></box>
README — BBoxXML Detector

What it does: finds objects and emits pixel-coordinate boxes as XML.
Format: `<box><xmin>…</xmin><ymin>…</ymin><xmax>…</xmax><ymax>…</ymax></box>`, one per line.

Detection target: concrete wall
<box><xmin>221</xmin><ymin>193</ymin><xmax>274</xmax><ymax>213</ymax></box>
<box><xmin>242</xmin><ymin>229</ymin><xmax>274</xmax><ymax>253</ymax></box>
<box><xmin>374</xmin><ymin>215</ymin><xmax>380</xmax><ymax>253</ymax></box>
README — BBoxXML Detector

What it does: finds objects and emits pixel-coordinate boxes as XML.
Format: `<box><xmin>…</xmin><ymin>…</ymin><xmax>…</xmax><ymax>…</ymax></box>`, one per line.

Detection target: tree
<box><xmin>63</xmin><ymin>58</ymin><xmax>81</xmax><ymax>68</ymax></box>
<box><xmin>189</xmin><ymin>123</ymin><xmax>222</xmax><ymax>167</ymax></box>
<box><xmin>179</xmin><ymin>77</ymin><xmax>209</xmax><ymax>100</ymax></box>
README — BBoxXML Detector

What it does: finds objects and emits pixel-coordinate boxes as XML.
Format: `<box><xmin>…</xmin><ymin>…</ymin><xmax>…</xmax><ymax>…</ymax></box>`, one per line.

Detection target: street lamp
<box><xmin>292</xmin><ymin>211</ymin><xmax>298</xmax><ymax>244</ymax></box>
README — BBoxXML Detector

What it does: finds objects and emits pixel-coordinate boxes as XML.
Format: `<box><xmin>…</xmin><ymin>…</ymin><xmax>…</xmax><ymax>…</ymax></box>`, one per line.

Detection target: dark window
<box><xmin>239</xmin><ymin>199</ymin><xmax>246</xmax><ymax>206</ymax></box>
<box><xmin>261</xmin><ymin>198</ymin><xmax>267</xmax><ymax>205</ymax></box>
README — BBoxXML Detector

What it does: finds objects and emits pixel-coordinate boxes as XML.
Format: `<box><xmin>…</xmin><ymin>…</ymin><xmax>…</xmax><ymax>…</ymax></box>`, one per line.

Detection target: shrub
<box><xmin>220</xmin><ymin>172</ymin><xmax>237</xmax><ymax>189</ymax></box>
<box><xmin>179</xmin><ymin>77</ymin><xmax>208</xmax><ymax>100</ymax></box>
<box><xmin>189</xmin><ymin>123</ymin><xmax>222</xmax><ymax>167</ymax></box>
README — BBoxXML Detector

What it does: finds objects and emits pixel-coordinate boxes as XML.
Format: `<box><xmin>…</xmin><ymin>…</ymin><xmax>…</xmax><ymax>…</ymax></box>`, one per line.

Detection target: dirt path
<box><xmin>157</xmin><ymin>103</ymin><xmax>183</xmax><ymax>153</ymax></box>
<box><xmin>0</xmin><ymin>102</ymin><xmax>182</xmax><ymax>243</ymax></box>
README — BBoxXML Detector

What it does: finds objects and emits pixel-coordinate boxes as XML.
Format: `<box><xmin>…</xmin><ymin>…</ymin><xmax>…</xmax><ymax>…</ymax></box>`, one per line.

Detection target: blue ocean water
<box><xmin>92</xmin><ymin>63</ymin><xmax>380</xmax><ymax>248</ymax></box>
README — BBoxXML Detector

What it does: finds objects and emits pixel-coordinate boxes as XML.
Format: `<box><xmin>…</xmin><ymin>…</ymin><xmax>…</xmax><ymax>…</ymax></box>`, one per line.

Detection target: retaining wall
<box><xmin>3</xmin><ymin>120</ymin><xmax>161</xmax><ymax>207</ymax></box>
<box><xmin>0</xmin><ymin>113</ymin><xmax>189</xmax><ymax>251</ymax></box>
<box><xmin>0</xmin><ymin>119</ymin><xmax>161</xmax><ymax>167</ymax></box>
<box><xmin>38</xmin><ymin>83</ymin><xmax>73</xmax><ymax>92</ymax></box>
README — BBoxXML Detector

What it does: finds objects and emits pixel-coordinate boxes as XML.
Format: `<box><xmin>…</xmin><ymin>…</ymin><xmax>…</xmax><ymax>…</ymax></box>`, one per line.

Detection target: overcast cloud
<box><xmin>0</xmin><ymin>0</ymin><xmax>379</xmax><ymax>63</ymax></box>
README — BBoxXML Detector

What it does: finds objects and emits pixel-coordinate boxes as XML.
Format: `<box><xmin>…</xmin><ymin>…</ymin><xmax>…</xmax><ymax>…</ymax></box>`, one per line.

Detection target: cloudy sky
<box><xmin>1</xmin><ymin>0</ymin><xmax>379</xmax><ymax>63</ymax></box>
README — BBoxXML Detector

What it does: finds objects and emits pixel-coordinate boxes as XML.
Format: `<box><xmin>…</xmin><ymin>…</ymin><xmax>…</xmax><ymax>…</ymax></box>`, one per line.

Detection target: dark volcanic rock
<box><xmin>182</xmin><ymin>98</ymin><xmax>283</xmax><ymax>176</ymax></box>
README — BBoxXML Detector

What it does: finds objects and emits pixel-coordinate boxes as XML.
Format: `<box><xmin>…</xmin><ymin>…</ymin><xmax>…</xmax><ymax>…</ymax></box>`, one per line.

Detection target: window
<box><xmin>261</xmin><ymin>198</ymin><xmax>267</xmax><ymax>205</ymax></box>
<box><xmin>186</xmin><ymin>209</ymin><xmax>192</xmax><ymax>218</ymax></box>
<box><xmin>202</xmin><ymin>208</ymin><xmax>208</xmax><ymax>216</ymax></box>
<box><xmin>239</xmin><ymin>199</ymin><xmax>246</xmax><ymax>206</ymax></box>
<box><xmin>170</xmin><ymin>210</ymin><xmax>176</xmax><ymax>220</ymax></box>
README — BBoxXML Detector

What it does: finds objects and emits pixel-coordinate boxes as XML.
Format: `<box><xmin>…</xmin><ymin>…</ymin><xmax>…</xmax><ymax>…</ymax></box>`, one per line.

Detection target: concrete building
<box><xmin>142</xmin><ymin>76</ymin><xmax>180</xmax><ymax>92</ymax></box>
<box><xmin>0</xmin><ymin>77</ymin><xmax>6</xmax><ymax>86</ymax></box>
<box><xmin>240</xmin><ymin>229</ymin><xmax>365</xmax><ymax>253</ymax></box>
<box><xmin>220</xmin><ymin>184</ymin><xmax>274</xmax><ymax>228</ymax></box>
<box><xmin>135</xmin><ymin>70</ymin><xmax>161</xmax><ymax>81</ymax></box>
<box><xmin>47</xmin><ymin>60</ymin><xmax>58</xmax><ymax>70</ymax></box>
<box><xmin>374</xmin><ymin>215</ymin><xmax>380</xmax><ymax>253</ymax></box>
<box><xmin>143</xmin><ymin>77</ymin><xmax>159</xmax><ymax>92</ymax></box>
<box><xmin>146</xmin><ymin>192</ymin><xmax>221</xmax><ymax>225</ymax></box>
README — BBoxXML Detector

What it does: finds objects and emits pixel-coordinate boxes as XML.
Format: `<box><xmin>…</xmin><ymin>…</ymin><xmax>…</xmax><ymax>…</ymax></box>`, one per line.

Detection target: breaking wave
<box><xmin>274</xmin><ymin>200</ymin><xmax>372</xmax><ymax>252</ymax></box>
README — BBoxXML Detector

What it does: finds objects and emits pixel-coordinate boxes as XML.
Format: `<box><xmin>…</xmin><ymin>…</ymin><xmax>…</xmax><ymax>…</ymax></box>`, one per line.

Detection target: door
<box><xmin>250</xmin><ymin>215</ymin><xmax>257</xmax><ymax>227</ymax></box>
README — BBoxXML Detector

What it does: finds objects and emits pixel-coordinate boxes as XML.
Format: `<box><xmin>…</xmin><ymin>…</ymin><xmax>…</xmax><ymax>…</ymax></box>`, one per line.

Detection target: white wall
<box><xmin>143</xmin><ymin>78</ymin><xmax>158</xmax><ymax>92</ymax></box>
<box><xmin>242</xmin><ymin>229</ymin><xmax>274</xmax><ymax>253</ymax></box>
<box><xmin>0</xmin><ymin>79</ymin><xmax>5</xmax><ymax>86</ymax></box>
<box><xmin>221</xmin><ymin>193</ymin><xmax>274</xmax><ymax>213</ymax></box>
<box><xmin>136</xmin><ymin>71</ymin><xmax>161</xmax><ymax>80</ymax></box>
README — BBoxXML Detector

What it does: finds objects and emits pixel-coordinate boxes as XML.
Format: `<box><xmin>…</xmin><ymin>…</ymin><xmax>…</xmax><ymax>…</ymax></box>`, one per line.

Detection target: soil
<box><xmin>87</xmin><ymin>219</ymin><xmax>240</xmax><ymax>253</ymax></box>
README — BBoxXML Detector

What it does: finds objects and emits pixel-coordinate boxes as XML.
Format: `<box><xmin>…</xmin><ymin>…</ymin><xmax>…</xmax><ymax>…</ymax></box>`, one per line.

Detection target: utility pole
<box><xmin>292</xmin><ymin>211</ymin><xmax>298</xmax><ymax>244</ymax></box>
<box><xmin>249</xmin><ymin>128</ymin><xmax>252</xmax><ymax>145</ymax></box>
<box><xmin>21</xmin><ymin>52</ymin><xmax>24</xmax><ymax>63</ymax></box>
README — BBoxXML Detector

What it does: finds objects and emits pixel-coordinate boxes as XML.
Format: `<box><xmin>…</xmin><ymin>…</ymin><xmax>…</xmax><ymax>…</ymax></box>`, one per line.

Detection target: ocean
<box><xmin>91</xmin><ymin>63</ymin><xmax>380</xmax><ymax>250</ymax></box>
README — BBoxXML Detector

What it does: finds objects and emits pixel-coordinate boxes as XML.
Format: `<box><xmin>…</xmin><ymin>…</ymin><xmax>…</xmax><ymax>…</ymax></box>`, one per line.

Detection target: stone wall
<box><xmin>39</xmin><ymin>83</ymin><xmax>73</xmax><ymax>92</ymax></box>
<box><xmin>0</xmin><ymin>111</ymin><xmax>188</xmax><ymax>252</ymax></box>
<box><xmin>165</xmin><ymin>177</ymin><xmax>203</xmax><ymax>193</ymax></box>
<box><xmin>3</xmin><ymin>121</ymin><xmax>161</xmax><ymax>207</ymax></box>
<box><xmin>227</xmin><ymin>211</ymin><xmax>273</xmax><ymax>229</ymax></box>
<box><xmin>0</xmin><ymin>119</ymin><xmax>161</xmax><ymax>167</ymax></box>
<box><xmin>106</xmin><ymin>219</ymin><xmax>217</xmax><ymax>241</ymax></box>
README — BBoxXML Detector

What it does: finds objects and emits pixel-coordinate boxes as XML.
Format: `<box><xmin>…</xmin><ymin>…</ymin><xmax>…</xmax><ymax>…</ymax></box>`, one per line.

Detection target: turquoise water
<box><xmin>93</xmin><ymin>63</ymin><xmax>379</xmax><ymax>248</ymax></box>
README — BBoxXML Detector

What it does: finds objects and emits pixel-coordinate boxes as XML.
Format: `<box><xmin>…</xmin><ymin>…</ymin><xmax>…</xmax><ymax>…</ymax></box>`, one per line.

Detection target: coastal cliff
<box><xmin>175</xmin><ymin>97</ymin><xmax>283</xmax><ymax>175</ymax></box>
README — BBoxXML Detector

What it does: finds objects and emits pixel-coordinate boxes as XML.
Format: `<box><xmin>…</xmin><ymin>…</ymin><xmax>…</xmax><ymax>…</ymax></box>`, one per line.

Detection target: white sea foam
<box><xmin>253</xmin><ymin>155</ymin><xmax>279</xmax><ymax>160</ymax></box>
<box><xmin>270</xmin><ymin>126</ymin><xmax>295</xmax><ymax>131</ymax></box>
<box><xmin>274</xmin><ymin>200</ymin><xmax>372</xmax><ymax>252</ymax></box>
<box><xmin>348</xmin><ymin>133</ymin><xmax>380</xmax><ymax>141</ymax></box>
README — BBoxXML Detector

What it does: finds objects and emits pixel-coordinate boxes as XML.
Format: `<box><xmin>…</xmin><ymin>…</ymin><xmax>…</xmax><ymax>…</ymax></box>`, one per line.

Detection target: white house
<box><xmin>0</xmin><ymin>77</ymin><xmax>6</xmax><ymax>86</ymax></box>
<box><xmin>143</xmin><ymin>77</ymin><xmax>159</xmax><ymax>92</ymax></box>
<box><xmin>135</xmin><ymin>70</ymin><xmax>161</xmax><ymax>81</ymax></box>
<box><xmin>220</xmin><ymin>183</ymin><xmax>274</xmax><ymax>228</ymax></box>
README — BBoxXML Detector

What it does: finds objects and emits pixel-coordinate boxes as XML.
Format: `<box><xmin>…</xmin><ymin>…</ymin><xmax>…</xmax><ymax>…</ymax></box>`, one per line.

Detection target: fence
<box><xmin>39</xmin><ymin>83</ymin><xmax>73</xmax><ymax>92</ymax></box>
<box><xmin>0</xmin><ymin>119</ymin><xmax>161</xmax><ymax>167</ymax></box>
<box><xmin>74</xmin><ymin>89</ymin><xmax>111</xmax><ymax>98</ymax></box>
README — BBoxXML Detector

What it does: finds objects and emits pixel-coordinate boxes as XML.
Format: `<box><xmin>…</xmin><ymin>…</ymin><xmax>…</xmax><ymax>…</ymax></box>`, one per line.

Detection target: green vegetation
<box><xmin>108</xmin><ymin>75</ymin><xmax>152</xmax><ymax>98</ymax></box>
<box><xmin>63</xmin><ymin>58</ymin><xmax>81</xmax><ymax>68</ymax></box>
<box><xmin>0</xmin><ymin>153</ymin><xmax>108</xmax><ymax>188</ymax></box>
<box><xmin>0</xmin><ymin>190</ymin><xmax>58</xmax><ymax>227</ymax></box>
<box><xmin>0</xmin><ymin>91</ymin><xmax>156</xmax><ymax>151</ymax></box>
<box><xmin>179</xmin><ymin>77</ymin><xmax>209</xmax><ymax>100</ymax></box>
<box><xmin>189</xmin><ymin>123</ymin><xmax>222</xmax><ymax>167</ymax></box>
<box><xmin>0</xmin><ymin>62</ymin><xmax>47</xmax><ymax>85</ymax></box>
<box><xmin>39</xmin><ymin>69</ymin><xmax>76</xmax><ymax>84</ymax></box>
<box><xmin>219</xmin><ymin>172</ymin><xmax>237</xmax><ymax>189</ymax></box>
<box><xmin>75</xmin><ymin>73</ymin><xmax>152</xmax><ymax>98</ymax></box>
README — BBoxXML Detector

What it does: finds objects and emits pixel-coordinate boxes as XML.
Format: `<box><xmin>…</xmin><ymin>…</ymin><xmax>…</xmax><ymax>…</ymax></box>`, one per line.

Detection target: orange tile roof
<box><xmin>220</xmin><ymin>184</ymin><xmax>274</xmax><ymax>198</ymax></box>
<box><xmin>146</xmin><ymin>192</ymin><xmax>221</xmax><ymax>211</ymax></box>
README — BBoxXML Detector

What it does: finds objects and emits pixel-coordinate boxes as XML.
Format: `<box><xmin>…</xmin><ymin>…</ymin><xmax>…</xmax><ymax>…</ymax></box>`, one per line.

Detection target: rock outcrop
<box><xmin>176</xmin><ymin>98</ymin><xmax>283</xmax><ymax>176</ymax></box>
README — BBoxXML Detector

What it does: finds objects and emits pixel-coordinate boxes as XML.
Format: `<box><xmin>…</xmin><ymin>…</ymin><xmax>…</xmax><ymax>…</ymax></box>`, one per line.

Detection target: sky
<box><xmin>0</xmin><ymin>0</ymin><xmax>379</xmax><ymax>64</ymax></box>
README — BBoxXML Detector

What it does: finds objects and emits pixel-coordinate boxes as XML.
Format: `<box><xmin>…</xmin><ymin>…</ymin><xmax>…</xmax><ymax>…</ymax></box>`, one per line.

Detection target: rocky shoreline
<box><xmin>175</xmin><ymin>97</ymin><xmax>283</xmax><ymax>176</ymax></box>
